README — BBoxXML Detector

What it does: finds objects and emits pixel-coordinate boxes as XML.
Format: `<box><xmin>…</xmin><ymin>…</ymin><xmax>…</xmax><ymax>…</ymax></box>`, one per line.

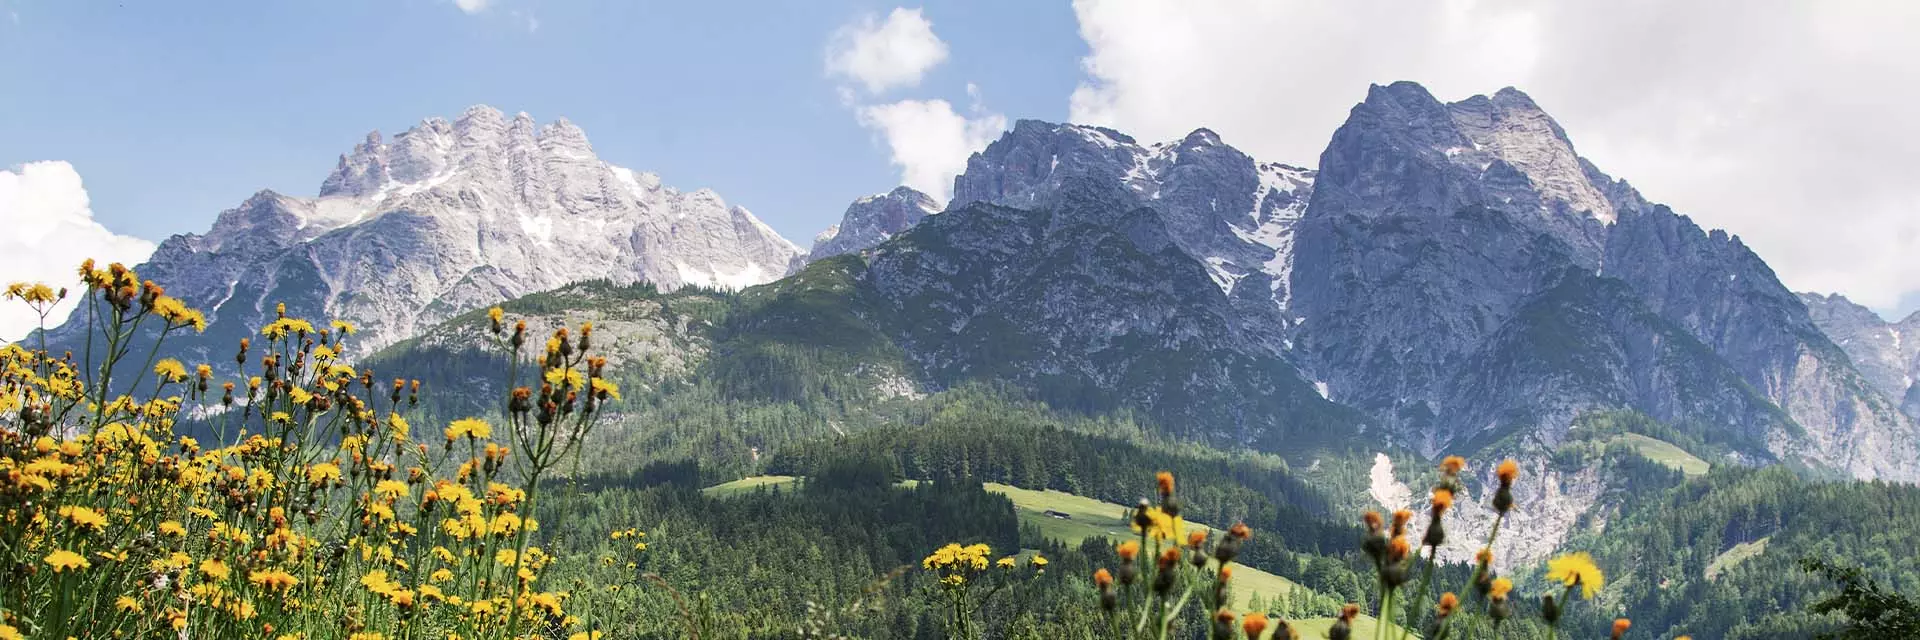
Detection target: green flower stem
<box><xmin>1402</xmin><ymin>547</ymin><xmax>1438</xmax><ymax>640</ymax></box>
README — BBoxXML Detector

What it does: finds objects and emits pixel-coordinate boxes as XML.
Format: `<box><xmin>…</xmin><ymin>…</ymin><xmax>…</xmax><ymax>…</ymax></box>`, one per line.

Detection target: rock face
<box><xmin>1289</xmin><ymin>82</ymin><xmax>1917</xmax><ymax>480</ymax></box>
<box><xmin>806</xmin><ymin>186</ymin><xmax>940</xmax><ymax>262</ymax></box>
<box><xmin>952</xmin><ymin>120</ymin><xmax>1314</xmax><ymax>315</ymax></box>
<box><xmin>862</xmin><ymin>179</ymin><xmax>1357</xmax><ymax>447</ymax></box>
<box><xmin>1801</xmin><ymin>293</ymin><xmax>1920</xmax><ymax>417</ymax></box>
<box><xmin>45</xmin><ymin>105</ymin><xmax>801</xmax><ymax>360</ymax></box>
<box><xmin>909</xmin><ymin>83</ymin><xmax>1916</xmax><ymax>481</ymax></box>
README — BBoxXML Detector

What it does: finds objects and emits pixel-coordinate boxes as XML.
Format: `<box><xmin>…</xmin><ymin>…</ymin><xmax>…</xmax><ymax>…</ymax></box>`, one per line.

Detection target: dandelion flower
<box><xmin>1611</xmin><ymin>619</ymin><xmax>1631</xmax><ymax>639</ymax></box>
<box><xmin>153</xmin><ymin>358</ymin><xmax>188</xmax><ymax>383</ymax></box>
<box><xmin>307</xmin><ymin>462</ymin><xmax>342</xmax><ymax>487</ymax></box>
<box><xmin>1131</xmin><ymin>506</ymin><xmax>1184</xmax><ymax>542</ymax></box>
<box><xmin>116</xmin><ymin>595</ymin><xmax>143</xmax><ymax>613</ymax></box>
<box><xmin>60</xmin><ymin>505</ymin><xmax>108</xmax><ymax>531</ymax></box>
<box><xmin>445</xmin><ymin>417</ymin><xmax>492</xmax><ymax>440</ymax></box>
<box><xmin>45</xmin><ymin>549</ymin><xmax>90</xmax><ymax>572</ymax></box>
<box><xmin>1155</xmin><ymin>471</ymin><xmax>1175</xmax><ymax>497</ymax></box>
<box><xmin>200</xmin><ymin>558</ymin><xmax>231</xmax><ymax>582</ymax></box>
<box><xmin>1490</xmin><ymin>577</ymin><xmax>1513</xmax><ymax>601</ymax></box>
<box><xmin>249</xmin><ymin>569</ymin><xmax>299</xmax><ymax>591</ymax></box>
<box><xmin>1546</xmin><ymin>552</ymin><xmax>1605</xmax><ymax>599</ymax></box>
<box><xmin>374</xmin><ymin>479</ymin><xmax>410</xmax><ymax>498</ymax></box>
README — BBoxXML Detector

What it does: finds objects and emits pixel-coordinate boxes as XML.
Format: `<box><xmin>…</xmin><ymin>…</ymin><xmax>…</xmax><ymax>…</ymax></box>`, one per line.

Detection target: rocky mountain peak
<box><xmin>1316</xmin><ymin>81</ymin><xmax>1628</xmax><ymax>264</ymax></box>
<box><xmin>1801</xmin><ymin>292</ymin><xmax>1920</xmax><ymax>417</ymax></box>
<box><xmin>950</xmin><ymin>119</ymin><xmax>1313</xmax><ymax>306</ymax></box>
<box><xmin>806</xmin><ymin>185</ymin><xmax>940</xmax><ymax>262</ymax></box>
<box><xmin>1293</xmin><ymin>81</ymin><xmax>1918</xmax><ymax>480</ymax></box>
<box><xmin>1176</xmin><ymin>127</ymin><xmax>1224</xmax><ymax>149</ymax></box>
<box><xmin>49</xmin><ymin>106</ymin><xmax>802</xmax><ymax>360</ymax></box>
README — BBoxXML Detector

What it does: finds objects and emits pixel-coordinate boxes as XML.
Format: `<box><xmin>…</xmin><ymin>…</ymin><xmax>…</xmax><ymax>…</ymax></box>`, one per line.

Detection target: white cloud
<box><xmin>0</xmin><ymin>162</ymin><xmax>156</xmax><ymax>341</ymax></box>
<box><xmin>452</xmin><ymin>0</ymin><xmax>488</xmax><ymax>15</ymax></box>
<box><xmin>1069</xmin><ymin>0</ymin><xmax>1920</xmax><ymax>315</ymax></box>
<box><xmin>826</xmin><ymin>8</ymin><xmax>950</xmax><ymax>95</ymax></box>
<box><xmin>857</xmin><ymin>99</ymin><xmax>1007</xmax><ymax>203</ymax></box>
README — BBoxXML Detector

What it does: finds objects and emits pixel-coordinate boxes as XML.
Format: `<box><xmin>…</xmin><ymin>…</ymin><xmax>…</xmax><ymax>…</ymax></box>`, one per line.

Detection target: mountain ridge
<box><xmin>40</xmin><ymin>104</ymin><xmax>803</xmax><ymax>361</ymax></box>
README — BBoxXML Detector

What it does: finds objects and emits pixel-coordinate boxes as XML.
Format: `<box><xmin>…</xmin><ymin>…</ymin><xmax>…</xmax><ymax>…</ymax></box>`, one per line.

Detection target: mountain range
<box><xmin>40</xmin><ymin>105</ymin><xmax>800</xmax><ymax>364</ymax></box>
<box><xmin>44</xmin><ymin>83</ymin><xmax>1918</xmax><ymax>484</ymax></box>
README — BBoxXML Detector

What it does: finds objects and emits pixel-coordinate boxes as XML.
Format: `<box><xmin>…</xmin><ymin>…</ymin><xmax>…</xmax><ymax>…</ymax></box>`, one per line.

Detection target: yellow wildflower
<box><xmin>153</xmin><ymin>358</ymin><xmax>188</xmax><ymax>383</ymax></box>
<box><xmin>492</xmin><ymin>512</ymin><xmax>523</xmax><ymax>537</ymax></box>
<box><xmin>59</xmin><ymin>505</ymin><xmax>108</xmax><ymax>531</ymax></box>
<box><xmin>45</xmin><ymin>549</ymin><xmax>90</xmax><ymax>572</ymax></box>
<box><xmin>200</xmin><ymin>558</ymin><xmax>231</xmax><ymax>582</ymax></box>
<box><xmin>544</xmin><ymin>367</ymin><xmax>584</xmax><ymax>390</ymax></box>
<box><xmin>1132</xmin><ymin>506</ymin><xmax>1185</xmax><ymax>542</ymax></box>
<box><xmin>445</xmin><ymin>417</ymin><xmax>491</xmax><ymax>440</ymax></box>
<box><xmin>1546</xmin><ymin>552</ymin><xmax>1605</xmax><ymax>599</ymax></box>
<box><xmin>307</xmin><ymin>462</ymin><xmax>342</xmax><ymax>487</ymax></box>
<box><xmin>249</xmin><ymin>569</ymin><xmax>299</xmax><ymax>591</ymax></box>
<box><xmin>374</xmin><ymin>479</ymin><xmax>410</xmax><ymax>498</ymax></box>
<box><xmin>361</xmin><ymin>570</ymin><xmax>399</xmax><ymax>595</ymax></box>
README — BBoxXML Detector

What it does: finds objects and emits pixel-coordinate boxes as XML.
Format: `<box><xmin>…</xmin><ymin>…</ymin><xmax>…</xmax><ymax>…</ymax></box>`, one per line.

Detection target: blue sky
<box><xmin>0</xmin><ymin>0</ymin><xmax>1084</xmax><ymax>243</ymax></box>
<box><xmin>2</xmin><ymin>1</ymin><xmax>1916</xmax><ymax>319</ymax></box>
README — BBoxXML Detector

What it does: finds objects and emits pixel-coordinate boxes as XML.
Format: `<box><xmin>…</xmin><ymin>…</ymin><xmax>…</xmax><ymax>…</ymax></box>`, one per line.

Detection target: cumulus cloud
<box><xmin>452</xmin><ymin>0</ymin><xmax>488</xmax><ymax>15</ymax></box>
<box><xmin>826</xmin><ymin>7</ymin><xmax>950</xmax><ymax>95</ymax></box>
<box><xmin>857</xmin><ymin>99</ymin><xmax>1007</xmax><ymax>203</ymax></box>
<box><xmin>0</xmin><ymin>162</ymin><xmax>156</xmax><ymax>341</ymax></box>
<box><xmin>1069</xmin><ymin>0</ymin><xmax>1920</xmax><ymax>315</ymax></box>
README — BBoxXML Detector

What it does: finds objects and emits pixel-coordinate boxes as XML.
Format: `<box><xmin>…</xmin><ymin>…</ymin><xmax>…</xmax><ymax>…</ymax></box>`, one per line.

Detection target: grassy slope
<box><xmin>710</xmin><ymin>476</ymin><xmax>1401</xmax><ymax>633</ymax></box>
<box><xmin>981</xmin><ymin>483</ymin><xmax>1308</xmax><ymax>612</ymax></box>
<box><xmin>1705</xmin><ymin>536</ymin><xmax>1770</xmax><ymax>581</ymax></box>
<box><xmin>700</xmin><ymin>475</ymin><xmax>799</xmax><ymax>497</ymax></box>
<box><xmin>1616</xmin><ymin>433</ymin><xmax>1711</xmax><ymax>477</ymax></box>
